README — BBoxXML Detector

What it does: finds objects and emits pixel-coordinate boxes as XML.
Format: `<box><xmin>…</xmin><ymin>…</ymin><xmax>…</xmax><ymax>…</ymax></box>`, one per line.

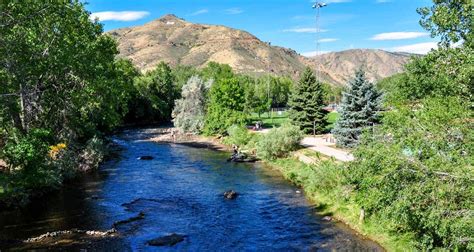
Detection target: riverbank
<box><xmin>120</xmin><ymin>127</ymin><xmax>230</xmax><ymax>152</ymax></box>
<box><xmin>0</xmin><ymin>137</ymin><xmax>113</xmax><ymax>208</ymax></box>
<box><xmin>267</xmin><ymin>158</ymin><xmax>415</xmax><ymax>251</ymax></box>
<box><xmin>146</xmin><ymin>128</ymin><xmax>413</xmax><ymax>251</ymax></box>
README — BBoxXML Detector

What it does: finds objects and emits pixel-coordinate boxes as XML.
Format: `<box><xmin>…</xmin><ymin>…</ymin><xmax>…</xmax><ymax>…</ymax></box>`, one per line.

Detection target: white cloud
<box><xmin>391</xmin><ymin>42</ymin><xmax>438</xmax><ymax>54</ymax></box>
<box><xmin>283</xmin><ymin>28</ymin><xmax>328</xmax><ymax>33</ymax></box>
<box><xmin>371</xmin><ymin>32</ymin><xmax>429</xmax><ymax>40</ymax></box>
<box><xmin>225</xmin><ymin>8</ymin><xmax>243</xmax><ymax>15</ymax></box>
<box><xmin>302</xmin><ymin>50</ymin><xmax>331</xmax><ymax>57</ymax></box>
<box><xmin>90</xmin><ymin>11</ymin><xmax>150</xmax><ymax>21</ymax></box>
<box><xmin>190</xmin><ymin>9</ymin><xmax>209</xmax><ymax>16</ymax></box>
<box><xmin>318</xmin><ymin>38</ymin><xmax>338</xmax><ymax>43</ymax></box>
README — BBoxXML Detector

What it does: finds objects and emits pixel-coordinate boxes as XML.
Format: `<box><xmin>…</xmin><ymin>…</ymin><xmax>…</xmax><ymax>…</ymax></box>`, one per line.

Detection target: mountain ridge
<box><xmin>109</xmin><ymin>14</ymin><xmax>413</xmax><ymax>86</ymax></box>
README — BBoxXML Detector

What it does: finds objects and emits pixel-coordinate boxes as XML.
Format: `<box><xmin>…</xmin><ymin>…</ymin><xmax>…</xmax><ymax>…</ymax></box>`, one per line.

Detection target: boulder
<box><xmin>227</xmin><ymin>153</ymin><xmax>257</xmax><ymax>163</ymax></box>
<box><xmin>137</xmin><ymin>156</ymin><xmax>154</xmax><ymax>160</ymax></box>
<box><xmin>147</xmin><ymin>233</ymin><xmax>185</xmax><ymax>246</ymax></box>
<box><xmin>223</xmin><ymin>190</ymin><xmax>238</xmax><ymax>199</ymax></box>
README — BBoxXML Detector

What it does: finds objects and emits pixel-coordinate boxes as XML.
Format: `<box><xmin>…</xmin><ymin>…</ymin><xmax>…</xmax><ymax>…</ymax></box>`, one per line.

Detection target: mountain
<box><xmin>109</xmin><ymin>14</ymin><xmax>413</xmax><ymax>86</ymax></box>
<box><xmin>307</xmin><ymin>49</ymin><xmax>413</xmax><ymax>85</ymax></box>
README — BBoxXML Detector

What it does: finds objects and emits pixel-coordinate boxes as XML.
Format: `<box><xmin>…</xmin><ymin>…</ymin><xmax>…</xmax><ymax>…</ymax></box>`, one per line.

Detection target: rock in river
<box><xmin>137</xmin><ymin>156</ymin><xmax>154</xmax><ymax>160</ymax></box>
<box><xmin>147</xmin><ymin>233</ymin><xmax>185</xmax><ymax>246</ymax></box>
<box><xmin>223</xmin><ymin>190</ymin><xmax>238</xmax><ymax>199</ymax></box>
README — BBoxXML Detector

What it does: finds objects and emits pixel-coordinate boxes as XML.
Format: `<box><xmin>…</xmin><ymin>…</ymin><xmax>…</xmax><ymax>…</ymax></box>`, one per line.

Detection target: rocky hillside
<box><xmin>307</xmin><ymin>49</ymin><xmax>413</xmax><ymax>85</ymax></box>
<box><xmin>109</xmin><ymin>14</ymin><xmax>413</xmax><ymax>86</ymax></box>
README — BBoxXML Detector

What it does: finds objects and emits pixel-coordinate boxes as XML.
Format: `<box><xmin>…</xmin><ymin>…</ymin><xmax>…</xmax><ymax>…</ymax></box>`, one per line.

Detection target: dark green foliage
<box><xmin>0</xmin><ymin>1</ymin><xmax>136</xmax><ymax>205</ymax></box>
<box><xmin>172</xmin><ymin>65</ymin><xmax>199</xmax><ymax>92</ymax></box>
<box><xmin>133</xmin><ymin>62</ymin><xmax>178</xmax><ymax>122</ymax></box>
<box><xmin>332</xmin><ymin>70</ymin><xmax>382</xmax><ymax>148</ymax></box>
<box><xmin>288</xmin><ymin>67</ymin><xmax>328</xmax><ymax>134</ymax></box>
<box><xmin>3</xmin><ymin>129</ymin><xmax>52</xmax><ymax>171</ymax></box>
<box><xmin>203</xmin><ymin>77</ymin><xmax>247</xmax><ymax>135</ymax></box>
<box><xmin>0</xmin><ymin>1</ymin><xmax>135</xmax><ymax>139</ymax></box>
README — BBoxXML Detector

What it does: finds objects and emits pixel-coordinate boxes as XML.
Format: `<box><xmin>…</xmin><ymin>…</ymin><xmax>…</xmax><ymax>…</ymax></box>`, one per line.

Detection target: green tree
<box><xmin>203</xmin><ymin>77</ymin><xmax>247</xmax><ymax>135</ymax></box>
<box><xmin>418</xmin><ymin>0</ymin><xmax>473</xmax><ymax>48</ymax></box>
<box><xmin>134</xmin><ymin>62</ymin><xmax>178</xmax><ymax>121</ymax></box>
<box><xmin>0</xmin><ymin>0</ymin><xmax>134</xmax><ymax>140</ymax></box>
<box><xmin>0</xmin><ymin>0</ymin><xmax>137</xmax><ymax>205</ymax></box>
<box><xmin>332</xmin><ymin>70</ymin><xmax>382</xmax><ymax>148</ymax></box>
<box><xmin>200</xmin><ymin>62</ymin><xmax>234</xmax><ymax>82</ymax></box>
<box><xmin>288</xmin><ymin>67</ymin><xmax>327</xmax><ymax>134</ymax></box>
<box><xmin>172</xmin><ymin>65</ymin><xmax>198</xmax><ymax>93</ymax></box>
<box><xmin>348</xmin><ymin>97</ymin><xmax>473</xmax><ymax>250</ymax></box>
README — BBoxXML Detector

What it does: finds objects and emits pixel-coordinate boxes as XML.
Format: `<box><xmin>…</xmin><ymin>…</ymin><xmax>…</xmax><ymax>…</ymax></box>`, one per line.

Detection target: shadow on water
<box><xmin>0</xmin><ymin>131</ymin><xmax>383</xmax><ymax>251</ymax></box>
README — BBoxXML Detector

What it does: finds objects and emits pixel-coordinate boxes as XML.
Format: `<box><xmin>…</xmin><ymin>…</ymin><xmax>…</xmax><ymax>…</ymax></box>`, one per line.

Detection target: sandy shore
<box><xmin>120</xmin><ymin>127</ymin><xmax>231</xmax><ymax>152</ymax></box>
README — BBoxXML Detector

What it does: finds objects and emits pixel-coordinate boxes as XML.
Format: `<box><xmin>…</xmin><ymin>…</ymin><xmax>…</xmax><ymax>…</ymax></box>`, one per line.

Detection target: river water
<box><xmin>0</xmin><ymin>132</ymin><xmax>382</xmax><ymax>251</ymax></box>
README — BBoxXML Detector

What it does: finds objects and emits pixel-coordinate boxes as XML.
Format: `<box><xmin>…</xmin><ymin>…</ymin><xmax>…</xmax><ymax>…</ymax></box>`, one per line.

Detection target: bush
<box><xmin>2</xmin><ymin>129</ymin><xmax>52</xmax><ymax>171</ymax></box>
<box><xmin>224</xmin><ymin>125</ymin><xmax>253</xmax><ymax>147</ymax></box>
<box><xmin>256</xmin><ymin>123</ymin><xmax>303</xmax><ymax>160</ymax></box>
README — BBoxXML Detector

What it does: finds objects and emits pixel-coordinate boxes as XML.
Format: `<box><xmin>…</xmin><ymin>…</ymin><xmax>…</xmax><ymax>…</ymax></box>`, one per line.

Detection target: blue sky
<box><xmin>85</xmin><ymin>0</ymin><xmax>439</xmax><ymax>55</ymax></box>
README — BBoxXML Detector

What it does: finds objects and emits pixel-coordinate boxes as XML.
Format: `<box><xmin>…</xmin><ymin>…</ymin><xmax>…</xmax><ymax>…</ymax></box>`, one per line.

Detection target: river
<box><xmin>0</xmin><ymin>131</ymin><xmax>382</xmax><ymax>251</ymax></box>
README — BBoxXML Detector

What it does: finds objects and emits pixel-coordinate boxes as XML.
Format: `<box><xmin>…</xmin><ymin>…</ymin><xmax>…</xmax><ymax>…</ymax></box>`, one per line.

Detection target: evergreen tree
<box><xmin>332</xmin><ymin>69</ymin><xmax>382</xmax><ymax>148</ymax></box>
<box><xmin>288</xmin><ymin>67</ymin><xmax>327</xmax><ymax>134</ymax></box>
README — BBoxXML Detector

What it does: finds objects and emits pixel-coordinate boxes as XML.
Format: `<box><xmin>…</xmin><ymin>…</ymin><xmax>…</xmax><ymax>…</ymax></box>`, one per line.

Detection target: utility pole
<box><xmin>312</xmin><ymin>2</ymin><xmax>327</xmax><ymax>82</ymax></box>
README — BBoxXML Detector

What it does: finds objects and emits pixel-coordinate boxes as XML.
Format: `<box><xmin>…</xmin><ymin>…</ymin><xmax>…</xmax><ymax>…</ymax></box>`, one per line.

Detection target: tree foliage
<box><xmin>172</xmin><ymin>76</ymin><xmax>211</xmax><ymax>133</ymax></box>
<box><xmin>332</xmin><ymin>70</ymin><xmax>383</xmax><ymax>148</ymax></box>
<box><xmin>349</xmin><ymin>97</ymin><xmax>473</xmax><ymax>250</ymax></box>
<box><xmin>203</xmin><ymin>77</ymin><xmax>247</xmax><ymax>135</ymax></box>
<box><xmin>133</xmin><ymin>62</ymin><xmax>178</xmax><ymax>122</ymax></box>
<box><xmin>256</xmin><ymin>123</ymin><xmax>303</xmax><ymax>160</ymax></box>
<box><xmin>0</xmin><ymin>1</ymin><xmax>135</xmax><ymax>139</ymax></box>
<box><xmin>288</xmin><ymin>67</ymin><xmax>327</xmax><ymax>134</ymax></box>
<box><xmin>418</xmin><ymin>0</ymin><xmax>473</xmax><ymax>48</ymax></box>
<box><xmin>0</xmin><ymin>1</ymin><xmax>136</xmax><ymax>205</ymax></box>
<box><xmin>345</xmin><ymin>2</ymin><xmax>474</xmax><ymax>249</ymax></box>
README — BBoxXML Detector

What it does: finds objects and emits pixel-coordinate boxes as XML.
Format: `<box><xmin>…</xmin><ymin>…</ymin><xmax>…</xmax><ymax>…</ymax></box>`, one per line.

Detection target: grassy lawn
<box><xmin>325</xmin><ymin>111</ymin><xmax>339</xmax><ymax>131</ymax></box>
<box><xmin>248</xmin><ymin>110</ymin><xmax>339</xmax><ymax>132</ymax></box>
<box><xmin>248</xmin><ymin>111</ymin><xmax>289</xmax><ymax>128</ymax></box>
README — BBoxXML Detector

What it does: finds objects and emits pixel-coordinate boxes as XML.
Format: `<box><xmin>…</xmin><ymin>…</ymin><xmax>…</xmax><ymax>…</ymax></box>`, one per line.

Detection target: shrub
<box><xmin>224</xmin><ymin>125</ymin><xmax>253</xmax><ymax>147</ymax></box>
<box><xmin>256</xmin><ymin>123</ymin><xmax>303</xmax><ymax>160</ymax></box>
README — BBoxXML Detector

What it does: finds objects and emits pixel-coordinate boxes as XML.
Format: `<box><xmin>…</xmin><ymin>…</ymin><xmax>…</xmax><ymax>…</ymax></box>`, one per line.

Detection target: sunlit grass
<box><xmin>248</xmin><ymin>110</ymin><xmax>340</xmax><ymax>131</ymax></box>
<box><xmin>248</xmin><ymin>111</ymin><xmax>289</xmax><ymax>128</ymax></box>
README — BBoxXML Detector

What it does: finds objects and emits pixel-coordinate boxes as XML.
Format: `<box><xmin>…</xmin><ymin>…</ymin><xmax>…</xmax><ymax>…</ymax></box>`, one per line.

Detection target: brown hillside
<box><xmin>109</xmin><ymin>14</ymin><xmax>413</xmax><ymax>86</ymax></box>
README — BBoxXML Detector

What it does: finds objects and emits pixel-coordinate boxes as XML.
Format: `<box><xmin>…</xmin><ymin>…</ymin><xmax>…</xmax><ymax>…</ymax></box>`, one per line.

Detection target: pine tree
<box><xmin>288</xmin><ymin>67</ymin><xmax>327</xmax><ymax>134</ymax></box>
<box><xmin>332</xmin><ymin>69</ymin><xmax>382</xmax><ymax>148</ymax></box>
